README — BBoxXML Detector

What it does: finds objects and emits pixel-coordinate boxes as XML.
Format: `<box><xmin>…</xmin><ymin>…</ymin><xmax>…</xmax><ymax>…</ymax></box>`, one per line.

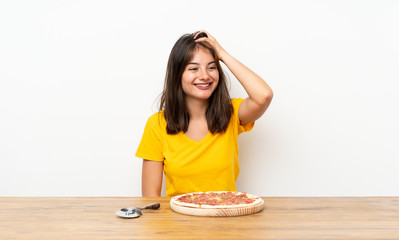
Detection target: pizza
<box><xmin>170</xmin><ymin>191</ymin><xmax>263</xmax><ymax>209</ymax></box>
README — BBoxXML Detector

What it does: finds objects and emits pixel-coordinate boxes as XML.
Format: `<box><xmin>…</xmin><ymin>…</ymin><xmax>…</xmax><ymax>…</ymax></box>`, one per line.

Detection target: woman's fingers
<box><xmin>193</xmin><ymin>30</ymin><xmax>226</xmax><ymax>60</ymax></box>
<box><xmin>194</xmin><ymin>30</ymin><xmax>212</xmax><ymax>40</ymax></box>
<box><xmin>193</xmin><ymin>31</ymin><xmax>201</xmax><ymax>39</ymax></box>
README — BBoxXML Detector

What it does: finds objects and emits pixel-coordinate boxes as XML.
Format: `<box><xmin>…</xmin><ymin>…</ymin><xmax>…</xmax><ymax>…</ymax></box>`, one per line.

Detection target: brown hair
<box><xmin>159</xmin><ymin>32</ymin><xmax>233</xmax><ymax>134</ymax></box>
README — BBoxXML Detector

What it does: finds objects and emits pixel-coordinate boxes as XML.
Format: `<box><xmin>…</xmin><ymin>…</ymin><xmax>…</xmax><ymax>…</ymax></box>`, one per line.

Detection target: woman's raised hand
<box><xmin>194</xmin><ymin>30</ymin><xmax>228</xmax><ymax>61</ymax></box>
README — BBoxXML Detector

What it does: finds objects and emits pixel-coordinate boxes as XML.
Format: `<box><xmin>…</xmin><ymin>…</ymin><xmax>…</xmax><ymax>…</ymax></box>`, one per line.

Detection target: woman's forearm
<box><xmin>219</xmin><ymin>51</ymin><xmax>273</xmax><ymax>106</ymax></box>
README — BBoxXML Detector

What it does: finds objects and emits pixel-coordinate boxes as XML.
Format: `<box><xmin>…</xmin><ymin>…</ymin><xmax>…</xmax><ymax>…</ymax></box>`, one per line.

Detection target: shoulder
<box><xmin>231</xmin><ymin>98</ymin><xmax>244</xmax><ymax>111</ymax></box>
<box><xmin>230</xmin><ymin>98</ymin><xmax>255</xmax><ymax>133</ymax></box>
<box><xmin>147</xmin><ymin>110</ymin><xmax>165</xmax><ymax>122</ymax></box>
<box><xmin>145</xmin><ymin>111</ymin><xmax>167</xmax><ymax>130</ymax></box>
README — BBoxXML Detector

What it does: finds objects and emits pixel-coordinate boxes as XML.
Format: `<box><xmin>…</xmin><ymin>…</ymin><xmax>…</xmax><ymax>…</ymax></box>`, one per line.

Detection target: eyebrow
<box><xmin>187</xmin><ymin>61</ymin><xmax>216</xmax><ymax>65</ymax></box>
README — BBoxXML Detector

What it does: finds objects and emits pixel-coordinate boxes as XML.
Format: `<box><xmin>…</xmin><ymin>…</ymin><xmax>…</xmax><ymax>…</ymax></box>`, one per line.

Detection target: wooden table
<box><xmin>1</xmin><ymin>197</ymin><xmax>399</xmax><ymax>239</ymax></box>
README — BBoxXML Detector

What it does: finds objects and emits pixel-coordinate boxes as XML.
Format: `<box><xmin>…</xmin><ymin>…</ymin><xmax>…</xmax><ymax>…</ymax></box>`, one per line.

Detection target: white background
<box><xmin>1</xmin><ymin>0</ymin><xmax>398</xmax><ymax>197</ymax></box>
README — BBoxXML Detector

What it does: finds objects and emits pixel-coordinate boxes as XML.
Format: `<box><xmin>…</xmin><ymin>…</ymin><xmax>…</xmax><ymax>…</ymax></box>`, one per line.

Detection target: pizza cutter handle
<box><xmin>138</xmin><ymin>202</ymin><xmax>160</xmax><ymax>210</ymax></box>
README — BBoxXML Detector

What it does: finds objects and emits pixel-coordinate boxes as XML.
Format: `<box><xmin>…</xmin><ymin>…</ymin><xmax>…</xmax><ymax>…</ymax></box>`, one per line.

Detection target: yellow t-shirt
<box><xmin>135</xmin><ymin>98</ymin><xmax>254</xmax><ymax>197</ymax></box>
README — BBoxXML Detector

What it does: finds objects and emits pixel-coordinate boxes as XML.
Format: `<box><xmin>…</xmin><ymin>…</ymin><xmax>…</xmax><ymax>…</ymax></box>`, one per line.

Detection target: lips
<box><xmin>194</xmin><ymin>82</ymin><xmax>213</xmax><ymax>90</ymax></box>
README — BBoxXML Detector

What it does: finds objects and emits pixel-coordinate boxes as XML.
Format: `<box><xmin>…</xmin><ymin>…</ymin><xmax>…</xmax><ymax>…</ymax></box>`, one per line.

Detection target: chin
<box><xmin>198</xmin><ymin>92</ymin><xmax>215</xmax><ymax>100</ymax></box>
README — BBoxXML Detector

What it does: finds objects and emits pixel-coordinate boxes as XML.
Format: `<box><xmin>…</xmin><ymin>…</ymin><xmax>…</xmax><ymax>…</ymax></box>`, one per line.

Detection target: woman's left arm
<box><xmin>195</xmin><ymin>31</ymin><xmax>273</xmax><ymax>125</ymax></box>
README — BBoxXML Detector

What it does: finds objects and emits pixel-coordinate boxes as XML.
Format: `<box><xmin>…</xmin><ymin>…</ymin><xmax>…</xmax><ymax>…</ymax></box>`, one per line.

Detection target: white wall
<box><xmin>1</xmin><ymin>0</ymin><xmax>398</xmax><ymax>197</ymax></box>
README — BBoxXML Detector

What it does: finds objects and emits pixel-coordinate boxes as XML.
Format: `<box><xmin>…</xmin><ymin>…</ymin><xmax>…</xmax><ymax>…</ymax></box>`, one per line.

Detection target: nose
<box><xmin>198</xmin><ymin>68</ymin><xmax>210</xmax><ymax>81</ymax></box>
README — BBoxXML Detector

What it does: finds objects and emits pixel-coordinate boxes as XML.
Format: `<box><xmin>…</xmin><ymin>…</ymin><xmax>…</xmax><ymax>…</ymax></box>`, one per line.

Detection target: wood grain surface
<box><xmin>1</xmin><ymin>197</ymin><xmax>399</xmax><ymax>240</ymax></box>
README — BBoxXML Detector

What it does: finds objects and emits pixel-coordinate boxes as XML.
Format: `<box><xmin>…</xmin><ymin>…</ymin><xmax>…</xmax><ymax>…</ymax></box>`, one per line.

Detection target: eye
<box><xmin>189</xmin><ymin>67</ymin><xmax>199</xmax><ymax>71</ymax></box>
<box><xmin>208</xmin><ymin>66</ymin><xmax>217</xmax><ymax>70</ymax></box>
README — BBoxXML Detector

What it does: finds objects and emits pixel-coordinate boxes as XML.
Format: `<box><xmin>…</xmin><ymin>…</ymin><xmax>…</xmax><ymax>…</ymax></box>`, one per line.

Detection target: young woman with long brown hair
<box><xmin>136</xmin><ymin>30</ymin><xmax>273</xmax><ymax>197</ymax></box>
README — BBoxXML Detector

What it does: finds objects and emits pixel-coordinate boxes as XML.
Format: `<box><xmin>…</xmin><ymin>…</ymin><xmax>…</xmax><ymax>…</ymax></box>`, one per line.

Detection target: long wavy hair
<box><xmin>160</xmin><ymin>32</ymin><xmax>233</xmax><ymax>134</ymax></box>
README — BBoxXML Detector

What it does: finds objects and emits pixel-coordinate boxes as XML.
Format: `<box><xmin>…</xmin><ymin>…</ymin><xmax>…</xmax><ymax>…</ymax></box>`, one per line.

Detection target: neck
<box><xmin>185</xmin><ymin>97</ymin><xmax>208</xmax><ymax>120</ymax></box>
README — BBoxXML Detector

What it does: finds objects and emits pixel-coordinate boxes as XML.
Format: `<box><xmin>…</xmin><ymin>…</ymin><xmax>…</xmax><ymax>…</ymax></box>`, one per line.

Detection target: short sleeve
<box><xmin>135</xmin><ymin>113</ymin><xmax>165</xmax><ymax>161</ymax></box>
<box><xmin>231</xmin><ymin>98</ymin><xmax>255</xmax><ymax>135</ymax></box>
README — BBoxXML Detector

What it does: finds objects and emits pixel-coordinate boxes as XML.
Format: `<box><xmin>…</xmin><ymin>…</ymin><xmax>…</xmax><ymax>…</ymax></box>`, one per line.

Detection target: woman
<box><xmin>136</xmin><ymin>30</ymin><xmax>273</xmax><ymax>197</ymax></box>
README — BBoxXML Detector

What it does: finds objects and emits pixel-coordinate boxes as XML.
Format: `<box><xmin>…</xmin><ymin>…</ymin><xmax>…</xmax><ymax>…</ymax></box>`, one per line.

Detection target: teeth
<box><xmin>196</xmin><ymin>83</ymin><xmax>210</xmax><ymax>87</ymax></box>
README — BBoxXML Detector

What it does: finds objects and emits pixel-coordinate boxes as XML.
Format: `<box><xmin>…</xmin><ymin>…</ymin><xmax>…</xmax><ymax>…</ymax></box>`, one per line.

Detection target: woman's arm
<box><xmin>194</xmin><ymin>31</ymin><xmax>273</xmax><ymax>125</ymax></box>
<box><xmin>142</xmin><ymin>159</ymin><xmax>163</xmax><ymax>197</ymax></box>
<box><xmin>220</xmin><ymin>52</ymin><xmax>273</xmax><ymax>125</ymax></box>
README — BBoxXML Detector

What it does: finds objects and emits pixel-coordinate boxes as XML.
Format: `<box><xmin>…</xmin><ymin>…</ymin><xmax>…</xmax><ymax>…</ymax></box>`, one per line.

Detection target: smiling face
<box><xmin>181</xmin><ymin>47</ymin><xmax>219</xmax><ymax>103</ymax></box>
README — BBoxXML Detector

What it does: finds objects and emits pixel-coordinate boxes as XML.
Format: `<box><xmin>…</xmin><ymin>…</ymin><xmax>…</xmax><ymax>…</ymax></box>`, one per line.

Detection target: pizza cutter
<box><xmin>116</xmin><ymin>202</ymin><xmax>160</xmax><ymax>219</ymax></box>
